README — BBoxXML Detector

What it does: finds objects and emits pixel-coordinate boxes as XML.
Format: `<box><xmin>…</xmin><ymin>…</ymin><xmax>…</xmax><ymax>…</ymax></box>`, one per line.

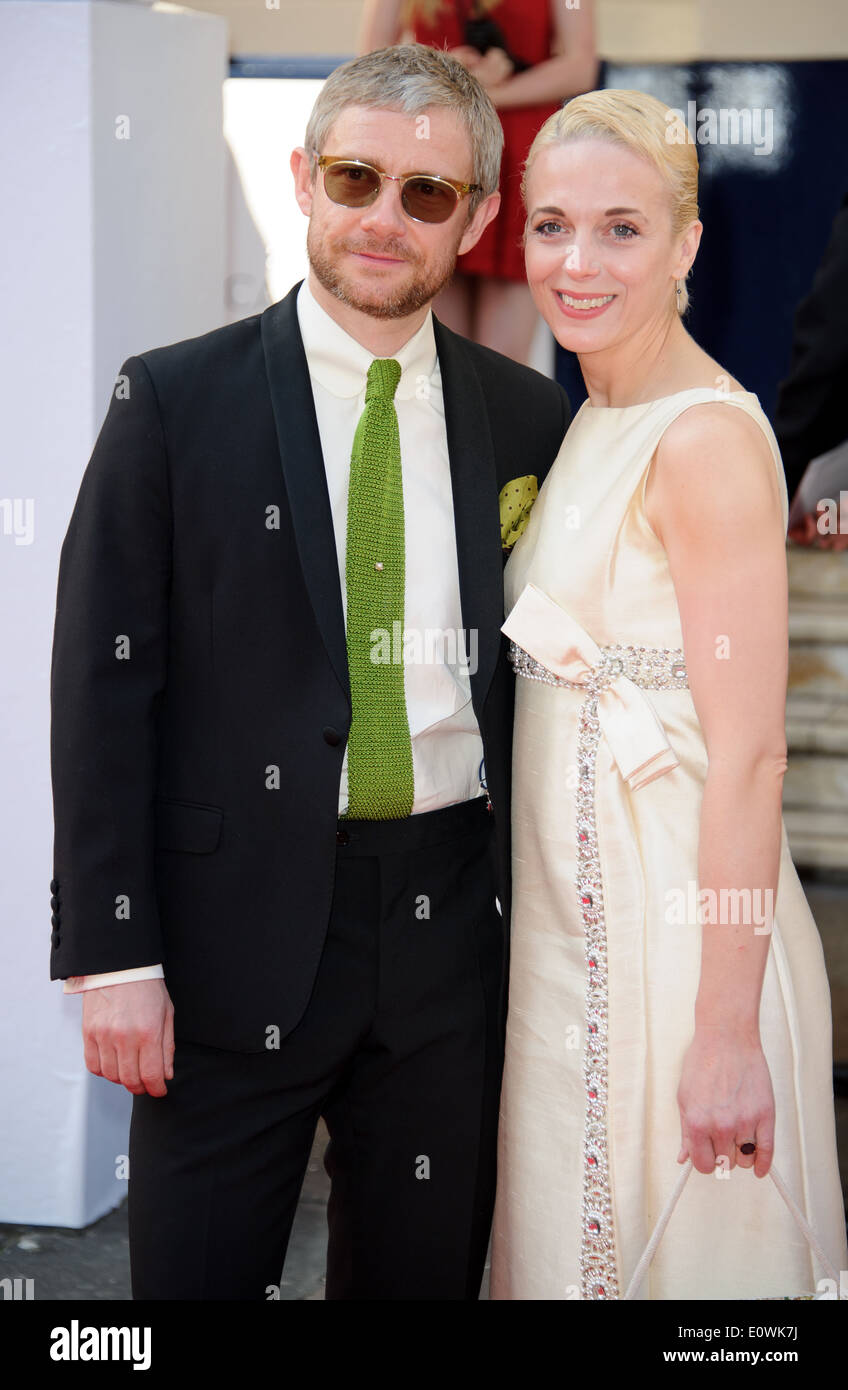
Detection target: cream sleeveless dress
<box><xmin>489</xmin><ymin>388</ymin><xmax>848</xmax><ymax>1301</ymax></box>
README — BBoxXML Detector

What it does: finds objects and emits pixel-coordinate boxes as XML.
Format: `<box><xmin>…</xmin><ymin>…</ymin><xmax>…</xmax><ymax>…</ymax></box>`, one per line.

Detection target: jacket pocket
<box><xmin>154</xmin><ymin>797</ymin><xmax>223</xmax><ymax>853</ymax></box>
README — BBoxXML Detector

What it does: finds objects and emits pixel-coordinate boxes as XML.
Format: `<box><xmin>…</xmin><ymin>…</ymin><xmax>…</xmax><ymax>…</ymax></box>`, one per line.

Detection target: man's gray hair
<box><xmin>304</xmin><ymin>44</ymin><xmax>503</xmax><ymax>216</ymax></box>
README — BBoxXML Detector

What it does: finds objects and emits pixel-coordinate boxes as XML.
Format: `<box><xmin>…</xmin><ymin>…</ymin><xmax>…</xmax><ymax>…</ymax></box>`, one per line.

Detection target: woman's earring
<box><xmin>676</xmin><ymin>279</ymin><xmax>682</xmax><ymax>297</ymax></box>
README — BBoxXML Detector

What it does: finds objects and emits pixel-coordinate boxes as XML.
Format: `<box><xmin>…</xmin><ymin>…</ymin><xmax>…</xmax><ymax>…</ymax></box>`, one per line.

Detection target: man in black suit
<box><xmin>49</xmin><ymin>44</ymin><xmax>570</xmax><ymax>1300</ymax></box>
<box><xmin>774</xmin><ymin>190</ymin><xmax>848</xmax><ymax>512</ymax></box>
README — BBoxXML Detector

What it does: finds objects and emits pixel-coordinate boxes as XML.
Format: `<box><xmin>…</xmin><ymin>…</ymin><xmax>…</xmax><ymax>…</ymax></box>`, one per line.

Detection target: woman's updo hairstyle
<box><xmin>521</xmin><ymin>88</ymin><xmax>700</xmax><ymax>316</ymax></box>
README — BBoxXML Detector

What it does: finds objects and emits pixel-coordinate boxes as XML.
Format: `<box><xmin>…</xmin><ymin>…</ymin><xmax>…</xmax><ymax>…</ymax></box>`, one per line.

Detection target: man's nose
<box><xmin>358</xmin><ymin>176</ymin><xmax>408</xmax><ymax>236</ymax></box>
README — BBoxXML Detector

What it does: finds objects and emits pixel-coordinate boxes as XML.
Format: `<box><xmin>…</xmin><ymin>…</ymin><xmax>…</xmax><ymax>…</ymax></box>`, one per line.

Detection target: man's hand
<box><xmin>82</xmin><ymin>978</ymin><xmax>175</xmax><ymax>1097</ymax></box>
<box><xmin>788</xmin><ymin>507</ymin><xmax>848</xmax><ymax>550</ymax></box>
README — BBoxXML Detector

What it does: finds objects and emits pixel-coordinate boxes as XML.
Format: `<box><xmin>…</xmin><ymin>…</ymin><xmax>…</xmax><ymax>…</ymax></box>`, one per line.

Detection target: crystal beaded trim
<box><xmin>508</xmin><ymin>637</ymin><xmax>689</xmax><ymax>1300</ymax></box>
<box><xmin>508</xmin><ymin>641</ymin><xmax>689</xmax><ymax>694</ymax></box>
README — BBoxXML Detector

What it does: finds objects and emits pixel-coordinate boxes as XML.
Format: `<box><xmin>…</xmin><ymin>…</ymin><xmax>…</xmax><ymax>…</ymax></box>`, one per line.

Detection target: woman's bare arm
<box><xmin>646</xmin><ymin>401</ymin><xmax>788</xmax><ymax>1177</ymax></box>
<box><xmin>358</xmin><ymin>0</ymin><xmax>406</xmax><ymax>53</ymax></box>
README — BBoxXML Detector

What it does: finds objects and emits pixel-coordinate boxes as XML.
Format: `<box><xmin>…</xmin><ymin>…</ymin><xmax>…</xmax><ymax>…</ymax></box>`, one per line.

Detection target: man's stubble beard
<box><xmin>307</xmin><ymin>219</ymin><xmax>466</xmax><ymax>319</ymax></box>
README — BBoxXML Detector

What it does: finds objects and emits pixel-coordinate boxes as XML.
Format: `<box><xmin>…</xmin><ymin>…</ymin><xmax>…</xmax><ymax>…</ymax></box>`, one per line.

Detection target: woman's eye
<box><xmin>533</xmin><ymin>220</ymin><xmax>565</xmax><ymax>237</ymax></box>
<box><xmin>610</xmin><ymin>223</ymin><xmax>638</xmax><ymax>239</ymax></box>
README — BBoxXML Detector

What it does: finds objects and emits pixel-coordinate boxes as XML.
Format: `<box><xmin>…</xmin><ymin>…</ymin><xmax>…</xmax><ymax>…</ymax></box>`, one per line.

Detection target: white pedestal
<box><xmin>0</xmin><ymin>0</ymin><xmax>227</xmax><ymax>1227</ymax></box>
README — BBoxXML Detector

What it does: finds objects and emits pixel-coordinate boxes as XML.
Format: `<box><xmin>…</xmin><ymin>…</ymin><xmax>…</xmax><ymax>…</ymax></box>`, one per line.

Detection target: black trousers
<box><xmin>128</xmin><ymin>796</ymin><xmax>505</xmax><ymax>1300</ymax></box>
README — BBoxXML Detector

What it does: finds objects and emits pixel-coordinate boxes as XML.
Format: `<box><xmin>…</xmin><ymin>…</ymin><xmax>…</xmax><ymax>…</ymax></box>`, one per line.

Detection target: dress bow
<box><xmin>502</xmin><ymin>583</ymin><xmax>680</xmax><ymax>791</ymax></box>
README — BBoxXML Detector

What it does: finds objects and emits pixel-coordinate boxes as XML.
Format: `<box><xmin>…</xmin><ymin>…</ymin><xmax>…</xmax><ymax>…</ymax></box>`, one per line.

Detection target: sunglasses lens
<box><xmin>323</xmin><ymin>162</ymin><xmax>381</xmax><ymax>207</ymax></box>
<box><xmin>402</xmin><ymin>177</ymin><xmax>459</xmax><ymax>223</ymax></box>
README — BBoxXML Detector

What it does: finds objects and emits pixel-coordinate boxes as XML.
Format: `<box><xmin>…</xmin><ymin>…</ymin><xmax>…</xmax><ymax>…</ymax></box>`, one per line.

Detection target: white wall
<box><xmin>0</xmin><ymin>0</ymin><xmax>228</xmax><ymax>1228</ymax></box>
<box><xmin>223</xmin><ymin>74</ymin><xmax>320</xmax><ymax>304</ymax></box>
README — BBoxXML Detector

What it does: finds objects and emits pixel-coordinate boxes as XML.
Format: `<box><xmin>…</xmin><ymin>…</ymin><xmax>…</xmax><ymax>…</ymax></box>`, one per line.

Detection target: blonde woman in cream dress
<box><xmin>489</xmin><ymin>90</ymin><xmax>847</xmax><ymax>1300</ymax></box>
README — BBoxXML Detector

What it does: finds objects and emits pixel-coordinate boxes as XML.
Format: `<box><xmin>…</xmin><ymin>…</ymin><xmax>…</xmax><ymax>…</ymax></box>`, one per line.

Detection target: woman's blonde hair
<box><xmin>522</xmin><ymin>89</ymin><xmax>700</xmax><ymax>315</ymax></box>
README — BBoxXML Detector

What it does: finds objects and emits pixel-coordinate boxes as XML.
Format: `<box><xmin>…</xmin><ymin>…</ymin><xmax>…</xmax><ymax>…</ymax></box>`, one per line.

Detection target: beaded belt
<box><xmin>508</xmin><ymin>641</ymin><xmax>689</xmax><ymax>694</ymax></box>
<box><xmin>503</xmin><ymin>585</ymin><xmax>690</xmax><ymax>1300</ymax></box>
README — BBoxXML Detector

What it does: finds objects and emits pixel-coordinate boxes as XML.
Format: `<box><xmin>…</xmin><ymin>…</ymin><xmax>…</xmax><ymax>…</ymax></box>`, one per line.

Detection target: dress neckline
<box><xmin>580</xmin><ymin>388</ymin><xmax>755</xmax><ymax>413</ymax></box>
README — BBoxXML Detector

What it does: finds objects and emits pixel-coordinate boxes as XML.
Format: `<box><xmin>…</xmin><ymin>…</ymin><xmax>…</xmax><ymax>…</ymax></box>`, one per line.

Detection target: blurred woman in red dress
<box><xmin>360</xmin><ymin>0</ymin><xmax>598</xmax><ymax>364</ymax></box>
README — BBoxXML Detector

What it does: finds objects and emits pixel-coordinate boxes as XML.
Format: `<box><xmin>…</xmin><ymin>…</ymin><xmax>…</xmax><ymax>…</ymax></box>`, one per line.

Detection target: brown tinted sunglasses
<box><xmin>314</xmin><ymin>153</ymin><xmax>481</xmax><ymax>224</ymax></box>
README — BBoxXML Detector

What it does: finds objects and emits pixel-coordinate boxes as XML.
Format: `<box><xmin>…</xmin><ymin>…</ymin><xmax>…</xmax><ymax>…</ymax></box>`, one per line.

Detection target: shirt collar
<box><xmin>296</xmin><ymin>277</ymin><xmax>439</xmax><ymax>401</ymax></box>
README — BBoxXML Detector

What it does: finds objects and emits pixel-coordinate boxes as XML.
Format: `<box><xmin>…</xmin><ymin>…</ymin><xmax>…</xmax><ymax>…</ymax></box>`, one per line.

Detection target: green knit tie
<box><xmin>343</xmin><ymin>357</ymin><xmax>414</xmax><ymax>819</ymax></box>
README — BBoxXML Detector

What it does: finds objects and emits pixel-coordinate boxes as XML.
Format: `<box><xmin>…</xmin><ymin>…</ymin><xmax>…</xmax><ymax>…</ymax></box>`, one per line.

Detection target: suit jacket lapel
<box><xmin>260</xmin><ymin>281</ymin><xmax>351</xmax><ymax>704</ymax></box>
<box><xmin>433</xmin><ymin>315</ymin><xmax>502</xmax><ymax>714</ymax></box>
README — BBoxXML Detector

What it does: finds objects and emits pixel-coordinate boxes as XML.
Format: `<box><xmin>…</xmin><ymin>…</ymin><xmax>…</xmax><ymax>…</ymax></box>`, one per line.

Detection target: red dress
<box><xmin>411</xmin><ymin>0</ymin><xmax>560</xmax><ymax>281</ymax></box>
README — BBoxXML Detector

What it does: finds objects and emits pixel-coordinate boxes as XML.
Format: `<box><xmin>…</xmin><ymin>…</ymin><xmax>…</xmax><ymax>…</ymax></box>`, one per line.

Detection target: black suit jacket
<box><xmin>774</xmin><ymin>191</ymin><xmax>848</xmax><ymax>502</ymax></box>
<box><xmin>49</xmin><ymin>280</ymin><xmax>571</xmax><ymax>1051</ymax></box>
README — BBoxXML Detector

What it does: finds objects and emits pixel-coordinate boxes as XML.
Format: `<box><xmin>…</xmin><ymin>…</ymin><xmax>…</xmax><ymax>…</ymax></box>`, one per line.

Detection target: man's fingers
<box><xmin>163</xmin><ymin>1006</ymin><xmax>175</xmax><ymax>1082</ymax></box>
<box><xmin>137</xmin><ymin>1034</ymin><xmax>168</xmax><ymax>1097</ymax></box>
<box><xmin>82</xmin><ymin>1031</ymin><xmax>104</xmax><ymax>1078</ymax></box>
<box><xmin>96</xmin><ymin>1041</ymin><xmax>121</xmax><ymax>1086</ymax></box>
<box><xmin>114</xmin><ymin>1034</ymin><xmax>145</xmax><ymax>1094</ymax></box>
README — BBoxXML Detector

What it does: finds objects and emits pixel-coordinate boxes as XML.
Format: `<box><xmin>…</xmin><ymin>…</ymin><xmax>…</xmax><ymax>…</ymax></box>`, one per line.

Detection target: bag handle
<box><xmin>623</xmin><ymin>1159</ymin><xmax>841</xmax><ymax>1299</ymax></box>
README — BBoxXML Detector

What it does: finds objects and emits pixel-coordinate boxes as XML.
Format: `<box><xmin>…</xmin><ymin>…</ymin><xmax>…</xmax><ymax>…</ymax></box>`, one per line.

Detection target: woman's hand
<box><xmin>677</xmin><ymin>1028</ymin><xmax>775</xmax><ymax>1178</ymax></box>
<box><xmin>470</xmin><ymin>47</ymin><xmax>515</xmax><ymax>88</ymax></box>
<box><xmin>446</xmin><ymin>44</ymin><xmax>484</xmax><ymax>70</ymax></box>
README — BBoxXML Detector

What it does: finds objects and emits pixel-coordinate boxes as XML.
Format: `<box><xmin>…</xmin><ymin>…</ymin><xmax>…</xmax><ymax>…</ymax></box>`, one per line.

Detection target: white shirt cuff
<box><xmin>62</xmin><ymin>963</ymin><xmax>165</xmax><ymax>992</ymax></box>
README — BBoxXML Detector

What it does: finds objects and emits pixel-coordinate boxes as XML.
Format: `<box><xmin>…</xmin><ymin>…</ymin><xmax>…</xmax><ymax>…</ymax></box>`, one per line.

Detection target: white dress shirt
<box><xmin>64</xmin><ymin>278</ymin><xmax>485</xmax><ymax>993</ymax></box>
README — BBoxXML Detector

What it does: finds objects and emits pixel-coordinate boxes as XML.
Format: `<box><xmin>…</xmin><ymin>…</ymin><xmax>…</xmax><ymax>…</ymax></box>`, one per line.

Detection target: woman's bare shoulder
<box><xmin>646</xmin><ymin>398</ymin><xmax>781</xmax><ymax>545</ymax></box>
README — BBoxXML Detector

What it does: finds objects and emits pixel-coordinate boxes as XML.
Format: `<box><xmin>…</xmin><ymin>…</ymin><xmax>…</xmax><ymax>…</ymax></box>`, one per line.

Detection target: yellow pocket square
<box><xmin>499</xmin><ymin>475</ymin><xmax>538</xmax><ymax>551</ymax></box>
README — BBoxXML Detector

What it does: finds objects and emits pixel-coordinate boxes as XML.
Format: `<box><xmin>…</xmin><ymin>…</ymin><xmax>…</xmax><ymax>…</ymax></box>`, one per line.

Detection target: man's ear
<box><xmin>291</xmin><ymin>146</ymin><xmax>315</xmax><ymax>218</ymax></box>
<box><xmin>457</xmin><ymin>190</ymin><xmax>501</xmax><ymax>257</ymax></box>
